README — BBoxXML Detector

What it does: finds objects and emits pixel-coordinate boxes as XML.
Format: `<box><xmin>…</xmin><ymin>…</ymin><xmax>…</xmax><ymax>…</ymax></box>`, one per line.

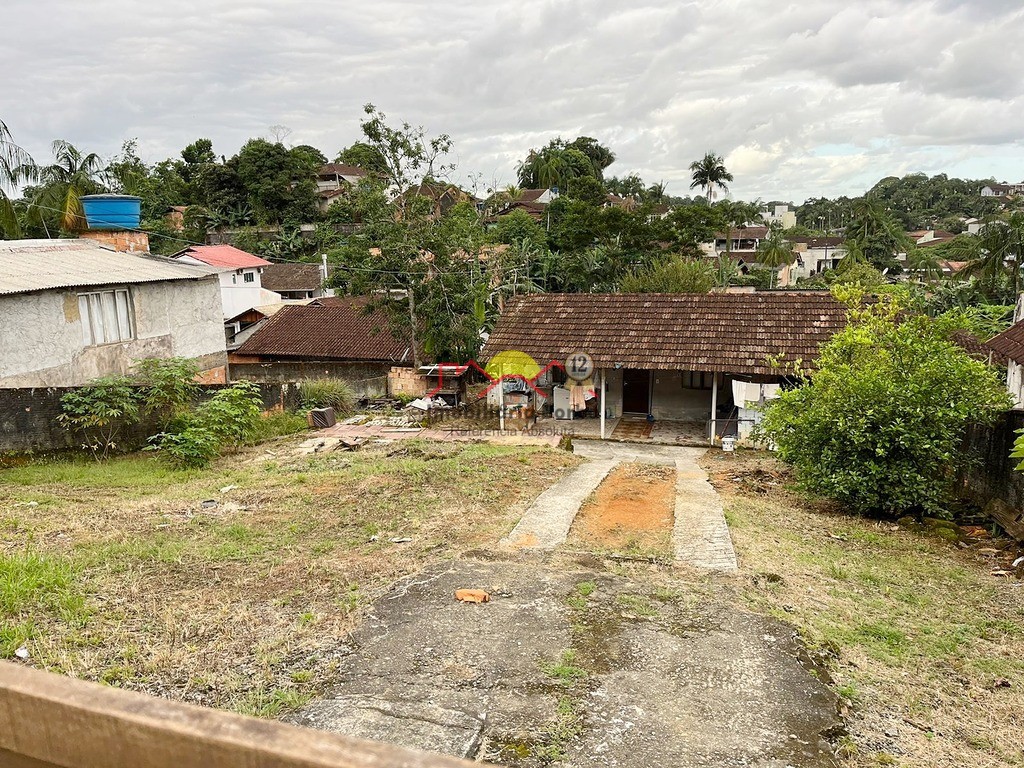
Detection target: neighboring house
<box><xmin>481</xmin><ymin>292</ymin><xmax>848</xmax><ymax>439</ymax></box>
<box><xmin>0</xmin><ymin>238</ymin><xmax>227</xmax><ymax>387</ymax></box>
<box><xmin>711</xmin><ymin>226</ymin><xmax>769</xmax><ymax>256</ymax></box>
<box><xmin>230</xmin><ymin>297</ymin><xmax>415</xmax><ymax>397</ymax></box>
<box><xmin>397</xmin><ymin>182</ymin><xmax>480</xmax><ymax>220</ymax></box>
<box><xmin>486</xmin><ymin>188</ymin><xmax>561</xmax><ymax>226</ymax></box>
<box><xmin>981</xmin><ymin>182</ymin><xmax>1024</xmax><ymax>198</ymax></box>
<box><xmin>260</xmin><ymin>263</ymin><xmax>327</xmax><ymax>300</ymax></box>
<box><xmin>789</xmin><ymin>236</ymin><xmax>846</xmax><ymax>279</ymax></box>
<box><xmin>225</xmin><ymin>301</ymin><xmax>312</xmax><ymax>350</ymax></box>
<box><xmin>908</xmin><ymin>229</ymin><xmax>957</xmax><ymax>247</ymax></box>
<box><xmin>171</xmin><ymin>244</ymin><xmax>280</xmax><ymax>319</ymax></box>
<box><xmin>987</xmin><ymin>300</ymin><xmax>1024</xmax><ymax>408</ymax></box>
<box><xmin>759</xmin><ymin>204</ymin><xmax>797</xmax><ymax>230</ymax></box>
<box><xmin>316</xmin><ymin>163</ymin><xmax>368</xmax><ymax>212</ymax></box>
<box><xmin>708</xmin><ymin>227</ymin><xmax>801</xmax><ymax>286</ymax></box>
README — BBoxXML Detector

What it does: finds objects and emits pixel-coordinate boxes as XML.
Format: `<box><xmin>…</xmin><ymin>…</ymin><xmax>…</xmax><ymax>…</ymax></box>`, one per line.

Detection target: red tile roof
<box><xmin>234</xmin><ymin>296</ymin><xmax>413</xmax><ymax>363</ymax></box>
<box><xmin>715</xmin><ymin>226</ymin><xmax>770</xmax><ymax>241</ymax></box>
<box><xmin>951</xmin><ymin>329</ymin><xmax>1007</xmax><ymax>366</ymax></box>
<box><xmin>987</xmin><ymin>321</ymin><xmax>1024</xmax><ymax>366</ymax></box>
<box><xmin>174</xmin><ymin>245</ymin><xmax>270</xmax><ymax>269</ymax></box>
<box><xmin>517</xmin><ymin>189</ymin><xmax>549</xmax><ymax>203</ymax></box>
<box><xmin>481</xmin><ymin>292</ymin><xmax>848</xmax><ymax>375</ymax></box>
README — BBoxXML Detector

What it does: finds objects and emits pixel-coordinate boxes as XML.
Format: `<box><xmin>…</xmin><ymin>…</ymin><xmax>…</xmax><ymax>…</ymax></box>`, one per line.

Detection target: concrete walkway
<box><xmin>501</xmin><ymin>440</ymin><xmax>739</xmax><ymax>571</ymax></box>
<box><xmin>501</xmin><ymin>459</ymin><xmax>618</xmax><ymax>548</ymax></box>
<box><xmin>673</xmin><ymin>456</ymin><xmax>739</xmax><ymax>572</ymax></box>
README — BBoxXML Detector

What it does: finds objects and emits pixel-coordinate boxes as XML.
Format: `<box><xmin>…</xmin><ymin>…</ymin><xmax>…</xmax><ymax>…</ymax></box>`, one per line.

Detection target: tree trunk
<box><xmin>408</xmin><ymin>287</ymin><xmax>420</xmax><ymax>369</ymax></box>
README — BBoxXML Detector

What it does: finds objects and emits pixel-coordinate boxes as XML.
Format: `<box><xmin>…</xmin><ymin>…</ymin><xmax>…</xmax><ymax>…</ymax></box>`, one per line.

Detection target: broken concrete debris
<box><xmin>454</xmin><ymin>589</ymin><xmax>490</xmax><ymax>604</ymax></box>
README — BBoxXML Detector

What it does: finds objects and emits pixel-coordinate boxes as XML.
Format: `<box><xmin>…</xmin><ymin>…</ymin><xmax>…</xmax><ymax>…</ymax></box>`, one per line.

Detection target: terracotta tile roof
<box><xmin>714</xmin><ymin>226</ymin><xmax>770</xmax><ymax>241</ymax></box>
<box><xmin>173</xmin><ymin>245</ymin><xmax>270</xmax><ymax>269</ymax></box>
<box><xmin>480</xmin><ymin>292</ymin><xmax>848</xmax><ymax>375</ymax></box>
<box><xmin>791</xmin><ymin>236</ymin><xmax>844</xmax><ymax>248</ymax></box>
<box><xmin>318</xmin><ymin>163</ymin><xmax>367</xmax><ymax>178</ymax></box>
<box><xmin>517</xmin><ymin>189</ymin><xmax>549</xmax><ymax>203</ymax></box>
<box><xmin>260</xmin><ymin>263</ymin><xmax>323</xmax><ymax>292</ymax></box>
<box><xmin>235</xmin><ymin>296</ymin><xmax>413</xmax><ymax>363</ymax></box>
<box><xmin>951</xmin><ymin>329</ymin><xmax>1007</xmax><ymax>366</ymax></box>
<box><xmin>987</xmin><ymin>321</ymin><xmax>1024</xmax><ymax>366</ymax></box>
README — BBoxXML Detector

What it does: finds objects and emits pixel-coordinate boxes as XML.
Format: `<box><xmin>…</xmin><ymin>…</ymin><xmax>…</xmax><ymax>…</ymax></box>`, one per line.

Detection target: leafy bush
<box><xmin>619</xmin><ymin>255</ymin><xmax>714</xmax><ymax>294</ymax></box>
<box><xmin>197</xmin><ymin>382</ymin><xmax>264</xmax><ymax>448</ymax></box>
<box><xmin>249</xmin><ymin>411</ymin><xmax>309</xmax><ymax>443</ymax></box>
<box><xmin>299</xmin><ymin>379</ymin><xmax>356</xmax><ymax>414</ymax></box>
<box><xmin>146</xmin><ymin>425</ymin><xmax>220</xmax><ymax>469</ymax></box>
<box><xmin>757</xmin><ymin>291</ymin><xmax>1011</xmax><ymax>517</ymax></box>
<box><xmin>132</xmin><ymin>357</ymin><xmax>201</xmax><ymax>423</ymax></box>
<box><xmin>57</xmin><ymin>376</ymin><xmax>141</xmax><ymax>460</ymax></box>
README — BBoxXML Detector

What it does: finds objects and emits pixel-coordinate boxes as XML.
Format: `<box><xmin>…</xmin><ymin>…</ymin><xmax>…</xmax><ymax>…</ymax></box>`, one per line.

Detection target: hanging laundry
<box><xmin>569</xmin><ymin>384</ymin><xmax>587</xmax><ymax>411</ymax></box>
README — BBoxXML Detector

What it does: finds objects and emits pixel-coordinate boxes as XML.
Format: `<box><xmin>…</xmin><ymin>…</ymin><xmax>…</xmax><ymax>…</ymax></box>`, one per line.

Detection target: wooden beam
<box><xmin>0</xmin><ymin>662</ymin><xmax>473</xmax><ymax>768</ymax></box>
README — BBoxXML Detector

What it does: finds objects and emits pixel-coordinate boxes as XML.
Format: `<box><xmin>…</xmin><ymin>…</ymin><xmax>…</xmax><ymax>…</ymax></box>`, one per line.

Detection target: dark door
<box><xmin>621</xmin><ymin>369</ymin><xmax>651</xmax><ymax>414</ymax></box>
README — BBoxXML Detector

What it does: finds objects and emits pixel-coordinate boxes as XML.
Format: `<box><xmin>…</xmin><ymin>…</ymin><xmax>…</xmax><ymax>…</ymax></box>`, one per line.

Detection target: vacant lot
<box><xmin>702</xmin><ymin>450</ymin><xmax>1024</xmax><ymax>768</ymax></box>
<box><xmin>0</xmin><ymin>438</ymin><xmax>579</xmax><ymax>715</ymax></box>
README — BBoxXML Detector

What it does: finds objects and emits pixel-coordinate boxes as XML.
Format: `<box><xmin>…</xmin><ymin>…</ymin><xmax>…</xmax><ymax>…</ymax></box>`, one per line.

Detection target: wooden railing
<box><xmin>0</xmin><ymin>662</ymin><xmax>473</xmax><ymax>768</ymax></box>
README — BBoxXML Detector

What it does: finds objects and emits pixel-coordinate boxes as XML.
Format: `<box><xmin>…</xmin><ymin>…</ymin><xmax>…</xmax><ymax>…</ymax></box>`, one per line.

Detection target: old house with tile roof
<box><xmin>987</xmin><ymin>307</ymin><xmax>1024</xmax><ymax>408</ymax></box>
<box><xmin>481</xmin><ymin>292</ymin><xmax>849</xmax><ymax>440</ymax></box>
<box><xmin>229</xmin><ymin>297</ymin><xmax>414</xmax><ymax>396</ymax></box>
<box><xmin>259</xmin><ymin>263</ymin><xmax>326</xmax><ymax>300</ymax></box>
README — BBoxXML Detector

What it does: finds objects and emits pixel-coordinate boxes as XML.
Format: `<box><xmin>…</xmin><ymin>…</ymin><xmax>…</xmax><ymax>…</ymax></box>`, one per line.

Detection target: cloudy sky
<box><xmin>3</xmin><ymin>0</ymin><xmax>1023</xmax><ymax>203</ymax></box>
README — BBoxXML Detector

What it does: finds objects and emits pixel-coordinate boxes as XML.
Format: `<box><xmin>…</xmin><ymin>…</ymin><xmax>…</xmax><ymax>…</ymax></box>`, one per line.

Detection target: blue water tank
<box><xmin>81</xmin><ymin>194</ymin><xmax>142</xmax><ymax>230</ymax></box>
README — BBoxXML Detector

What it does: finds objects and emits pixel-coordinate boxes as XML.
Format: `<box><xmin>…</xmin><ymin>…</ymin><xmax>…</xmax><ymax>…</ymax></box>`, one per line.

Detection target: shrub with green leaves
<box><xmin>57</xmin><ymin>376</ymin><xmax>142</xmax><ymax>460</ymax></box>
<box><xmin>147</xmin><ymin>425</ymin><xmax>221</xmax><ymax>469</ymax></box>
<box><xmin>131</xmin><ymin>357</ymin><xmax>201</xmax><ymax>423</ymax></box>
<box><xmin>757</xmin><ymin>290</ymin><xmax>1011</xmax><ymax>517</ymax></box>
<box><xmin>196</xmin><ymin>381</ymin><xmax>264</xmax><ymax>448</ymax></box>
<box><xmin>299</xmin><ymin>378</ymin><xmax>356</xmax><ymax>414</ymax></box>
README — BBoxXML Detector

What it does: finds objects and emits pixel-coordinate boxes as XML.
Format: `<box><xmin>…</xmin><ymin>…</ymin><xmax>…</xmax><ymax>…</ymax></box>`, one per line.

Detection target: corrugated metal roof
<box><xmin>480</xmin><ymin>292</ymin><xmax>849</xmax><ymax>376</ymax></box>
<box><xmin>0</xmin><ymin>239</ymin><xmax>218</xmax><ymax>296</ymax></box>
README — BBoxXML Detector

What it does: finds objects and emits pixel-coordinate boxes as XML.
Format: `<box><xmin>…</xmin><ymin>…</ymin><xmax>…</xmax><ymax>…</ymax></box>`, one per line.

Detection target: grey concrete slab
<box><xmin>291</xmin><ymin>559</ymin><xmax>841</xmax><ymax>767</ymax></box>
<box><xmin>672</xmin><ymin>456</ymin><xmax>739</xmax><ymax>572</ymax></box>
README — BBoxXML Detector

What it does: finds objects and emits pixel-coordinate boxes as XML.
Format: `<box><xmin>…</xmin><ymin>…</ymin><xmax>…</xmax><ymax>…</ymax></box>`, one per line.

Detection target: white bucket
<box><xmin>721</xmin><ymin>436</ymin><xmax>736</xmax><ymax>452</ymax></box>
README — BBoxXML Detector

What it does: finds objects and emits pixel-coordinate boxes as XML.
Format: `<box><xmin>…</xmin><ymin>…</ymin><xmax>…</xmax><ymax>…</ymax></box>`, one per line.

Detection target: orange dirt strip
<box><xmin>568</xmin><ymin>463</ymin><xmax>675</xmax><ymax>555</ymax></box>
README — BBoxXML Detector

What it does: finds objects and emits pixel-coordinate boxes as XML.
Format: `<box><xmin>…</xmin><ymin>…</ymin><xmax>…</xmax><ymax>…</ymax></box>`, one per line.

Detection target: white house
<box><xmin>171</xmin><ymin>245</ymin><xmax>281</xmax><ymax>318</ymax></box>
<box><xmin>759</xmin><ymin>204</ymin><xmax>797</xmax><ymax>230</ymax></box>
<box><xmin>0</xmin><ymin>238</ymin><xmax>228</xmax><ymax>387</ymax></box>
<box><xmin>988</xmin><ymin>296</ymin><xmax>1024</xmax><ymax>408</ymax></box>
<box><xmin>317</xmin><ymin>163</ymin><xmax>368</xmax><ymax>212</ymax></box>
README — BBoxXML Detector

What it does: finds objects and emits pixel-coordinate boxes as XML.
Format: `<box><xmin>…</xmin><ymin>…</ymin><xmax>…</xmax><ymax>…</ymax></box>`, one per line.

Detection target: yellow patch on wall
<box><xmin>63</xmin><ymin>292</ymin><xmax>80</xmax><ymax>323</ymax></box>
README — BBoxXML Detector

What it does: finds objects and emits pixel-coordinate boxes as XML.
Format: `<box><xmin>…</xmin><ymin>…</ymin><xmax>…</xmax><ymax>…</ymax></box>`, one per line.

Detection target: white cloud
<box><xmin>1</xmin><ymin>0</ymin><xmax>1022</xmax><ymax>203</ymax></box>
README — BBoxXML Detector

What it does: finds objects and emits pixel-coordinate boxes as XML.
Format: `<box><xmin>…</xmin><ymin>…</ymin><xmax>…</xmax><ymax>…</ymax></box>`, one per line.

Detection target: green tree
<box><xmin>25</xmin><ymin>140</ymin><xmax>106</xmax><ymax>232</ymax></box>
<box><xmin>0</xmin><ymin>119</ymin><xmax>32</xmax><ymax>237</ymax></box>
<box><xmin>843</xmin><ymin>197</ymin><xmax>911</xmax><ymax>273</ymax></box>
<box><xmin>491</xmin><ymin>208</ymin><xmax>547</xmax><ymax>250</ymax></box>
<box><xmin>334</xmin><ymin>141</ymin><xmax>389</xmax><ymax>176</ymax></box>
<box><xmin>619</xmin><ymin>255</ymin><xmax>714</xmax><ymax>293</ymax></box>
<box><xmin>758</xmin><ymin>290</ymin><xmax>1011</xmax><ymax>517</ymax></box>
<box><xmin>756</xmin><ymin>224</ymin><xmax>795</xmax><ymax>288</ymax></box>
<box><xmin>688</xmin><ymin>152</ymin><xmax>733</xmax><ymax>202</ymax></box>
<box><xmin>234</xmin><ymin>138</ymin><xmax>317</xmax><ymax>224</ymax></box>
<box><xmin>950</xmin><ymin>213</ymin><xmax>1024</xmax><ymax>296</ymax></box>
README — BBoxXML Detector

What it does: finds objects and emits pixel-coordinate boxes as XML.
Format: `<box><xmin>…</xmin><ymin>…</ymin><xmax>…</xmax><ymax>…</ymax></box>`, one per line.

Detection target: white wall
<box><xmin>651</xmin><ymin>370</ymin><xmax>714</xmax><ymax>420</ymax></box>
<box><xmin>0</xmin><ymin>279</ymin><xmax>227</xmax><ymax>387</ymax></box>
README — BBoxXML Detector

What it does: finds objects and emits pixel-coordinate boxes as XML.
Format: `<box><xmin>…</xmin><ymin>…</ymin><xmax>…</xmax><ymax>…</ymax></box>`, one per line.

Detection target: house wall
<box><xmin>228</xmin><ymin>360</ymin><xmax>393</xmax><ymax>398</ymax></box>
<box><xmin>598</xmin><ymin>368</ymin><xmax>623</xmax><ymax>418</ymax></box>
<box><xmin>1008</xmin><ymin>362</ymin><xmax>1024</xmax><ymax>409</ymax></box>
<box><xmin>0</xmin><ymin>279</ymin><xmax>227</xmax><ymax>388</ymax></box>
<box><xmin>959</xmin><ymin>410</ymin><xmax>1024</xmax><ymax>516</ymax></box>
<box><xmin>651</xmin><ymin>370</ymin><xmax>715</xmax><ymax>421</ymax></box>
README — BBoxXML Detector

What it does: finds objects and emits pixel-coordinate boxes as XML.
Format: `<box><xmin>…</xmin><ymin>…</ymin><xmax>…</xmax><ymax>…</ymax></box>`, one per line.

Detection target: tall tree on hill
<box><xmin>689</xmin><ymin>152</ymin><xmax>733</xmax><ymax>202</ymax></box>
<box><xmin>843</xmin><ymin>197</ymin><xmax>911</xmax><ymax>273</ymax></box>
<box><xmin>0</xmin><ymin>119</ymin><xmax>32</xmax><ymax>237</ymax></box>
<box><xmin>25</xmin><ymin>140</ymin><xmax>106</xmax><ymax>232</ymax></box>
<box><xmin>334</xmin><ymin>141</ymin><xmax>389</xmax><ymax>177</ymax></box>
<box><xmin>951</xmin><ymin>213</ymin><xmax>1024</xmax><ymax>297</ymax></box>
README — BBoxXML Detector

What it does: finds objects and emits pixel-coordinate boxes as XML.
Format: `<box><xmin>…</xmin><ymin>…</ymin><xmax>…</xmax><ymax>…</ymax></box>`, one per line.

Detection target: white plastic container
<box><xmin>721</xmin><ymin>436</ymin><xmax>736</xmax><ymax>452</ymax></box>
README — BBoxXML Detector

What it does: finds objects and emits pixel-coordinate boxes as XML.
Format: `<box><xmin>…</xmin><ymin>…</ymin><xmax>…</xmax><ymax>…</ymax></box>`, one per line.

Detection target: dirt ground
<box><xmin>566</xmin><ymin>463</ymin><xmax>674</xmax><ymax>557</ymax></box>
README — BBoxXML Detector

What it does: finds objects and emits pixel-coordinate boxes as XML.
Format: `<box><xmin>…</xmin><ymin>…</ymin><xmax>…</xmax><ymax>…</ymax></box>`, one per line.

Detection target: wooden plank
<box><xmin>0</xmin><ymin>662</ymin><xmax>474</xmax><ymax>768</ymax></box>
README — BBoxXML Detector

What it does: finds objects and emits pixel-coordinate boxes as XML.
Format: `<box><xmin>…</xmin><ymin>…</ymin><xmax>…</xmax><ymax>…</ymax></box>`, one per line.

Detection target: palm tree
<box><xmin>689</xmin><ymin>152</ymin><xmax>733</xmax><ymax>202</ymax></box>
<box><xmin>757</xmin><ymin>224</ymin><xmax>795</xmax><ymax>288</ymax></box>
<box><xmin>951</xmin><ymin>213</ymin><xmax>1024</xmax><ymax>295</ymax></box>
<box><xmin>26</xmin><ymin>140</ymin><xmax>106</xmax><ymax>232</ymax></box>
<box><xmin>646</xmin><ymin>181</ymin><xmax>667</xmax><ymax>204</ymax></box>
<box><xmin>0</xmin><ymin>120</ymin><xmax>32</xmax><ymax>237</ymax></box>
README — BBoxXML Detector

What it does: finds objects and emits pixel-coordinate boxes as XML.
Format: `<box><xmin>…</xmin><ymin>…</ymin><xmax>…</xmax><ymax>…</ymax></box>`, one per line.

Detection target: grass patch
<box><xmin>541</xmin><ymin>649</ymin><xmax>588</xmax><ymax>686</ymax></box>
<box><xmin>0</xmin><ymin>438</ymin><xmax>579</xmax><ymax>715</ymax></box>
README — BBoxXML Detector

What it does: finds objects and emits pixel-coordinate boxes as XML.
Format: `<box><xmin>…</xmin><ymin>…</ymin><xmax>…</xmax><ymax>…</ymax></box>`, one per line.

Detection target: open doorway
<box><xmin>621</xmin><ymin>369</ymin><xmax>651</xmax><ymax>414</ymax></box>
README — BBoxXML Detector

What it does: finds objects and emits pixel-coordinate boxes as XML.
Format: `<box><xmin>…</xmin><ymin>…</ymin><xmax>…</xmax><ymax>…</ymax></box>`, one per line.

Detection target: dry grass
<box><xmin>702</xmin><ymin>449</ymin><xmax>1024</xmax><ymax>768</ymax></box>
<box><xmin>0</xmin><ymin>437</ymin><xmax>579</xmax><ymax>716</ymax></box>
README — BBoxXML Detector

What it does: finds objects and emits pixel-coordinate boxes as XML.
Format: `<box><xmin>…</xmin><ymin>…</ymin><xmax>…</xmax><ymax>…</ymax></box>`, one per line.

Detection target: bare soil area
<box><xmin>566</xmin><ymin>463</ymin><xmax>674</xmax><ymax>557</ymax></box>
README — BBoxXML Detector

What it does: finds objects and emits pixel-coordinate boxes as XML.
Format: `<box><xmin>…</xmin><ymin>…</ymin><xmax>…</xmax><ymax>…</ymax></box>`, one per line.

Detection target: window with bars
<box><xmin>243</xmin><ymin>271</ymin><xmax>255</xmax><ymax>283</ymax></box>
<box><xmin>78</xmin><ymin>289</ymin><xmax>135</xmax><ymax>346</ymax></box>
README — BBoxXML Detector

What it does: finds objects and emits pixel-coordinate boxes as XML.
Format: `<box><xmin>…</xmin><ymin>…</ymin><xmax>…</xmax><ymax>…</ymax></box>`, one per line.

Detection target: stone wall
<box><xmin>0</xmin><ymin>383</ymin><xmax>301</xmax><ymax>454</ymax></box>
<box><xmin>959</xmin><ymin>410</ymin><xmax>1024</xmax><ymax>513</ymax></box>
<box><xmin>228</xmin><ymin>361</ymin><xmax>392</xmax><ymax>398</ymax></box>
